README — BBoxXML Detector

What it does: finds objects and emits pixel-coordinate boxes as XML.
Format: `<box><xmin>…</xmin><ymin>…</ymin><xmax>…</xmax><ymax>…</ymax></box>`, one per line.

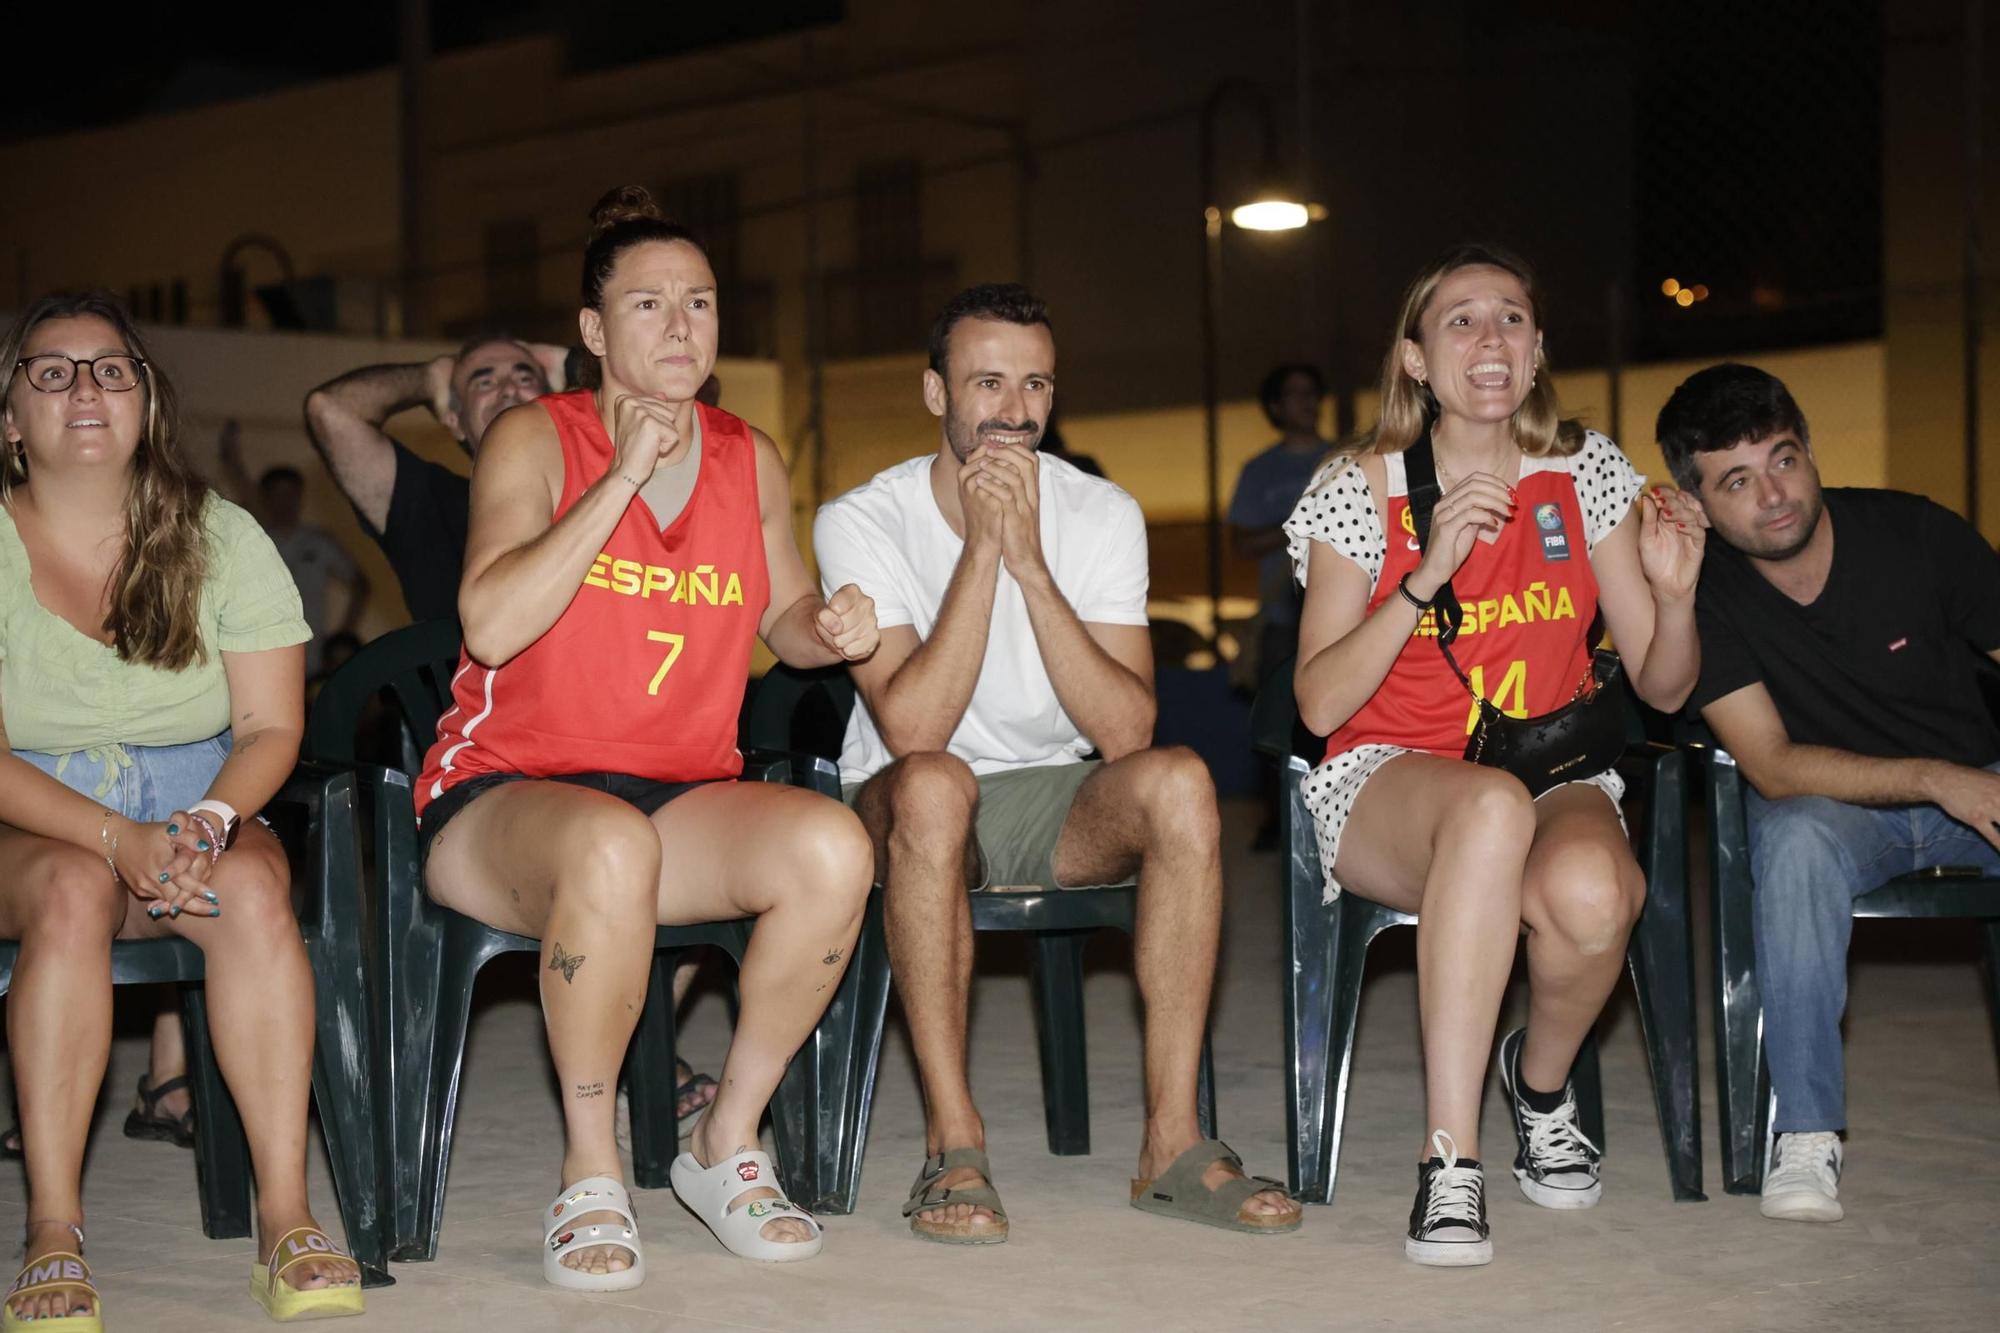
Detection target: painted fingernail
<box><xmin>148</xmin><ymin>905</ymin><xmax>163</xmax><ymax>919</ymax></box>
<box><xmin>169</xmin><ymin>905</ymin><xmax>182</xmax><ymax>918</ymax></box>
<box><xmin>197</xmin><ymin>840</ymin><xmax>211</xmax><ymax>852</ymax></box>
<box><xmin>203</xmin><ymin>892</ymin><xmax>219</xmax><ymax>904</ymax></box>
<box><xmin>159</xmin><ymin>872</ymin><xmax>171</xmax><ymax>884</ymax></box>
<box><xmin>167</xmin><ymin>823</ymin><xmax>179</xmax><ymax>835</ymax></box>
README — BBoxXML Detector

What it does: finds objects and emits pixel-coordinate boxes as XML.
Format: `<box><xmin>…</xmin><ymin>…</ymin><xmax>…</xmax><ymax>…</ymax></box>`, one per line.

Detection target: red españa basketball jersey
<box><xmin>417</xmin><ymin>392</ymin><xmax>771</xmax><ymax>815</ymax></box>
<box><xmin>1326</xmin><ymin>457</ymin><xmax>1602</xmax><ymax>762</ymax></box>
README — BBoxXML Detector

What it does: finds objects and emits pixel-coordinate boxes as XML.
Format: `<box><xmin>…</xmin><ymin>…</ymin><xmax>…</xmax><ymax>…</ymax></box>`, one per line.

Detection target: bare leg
<box><xmin>651</xmin><ymin>783</ymin><xmax>871</xmax><ymax>1245</ymax></box>
<box><xmin>1517</xmin><ymin>785</ymin><xmax>1646</xmax><ymax>1092</ymax></box>
<box><xmin>668</xmin><ymin>957</ymin><xmax>717</xmax><ymax>1119</ymax></box>
<box><xmin>1052</xmin><ymin>748</ymin><xmax>1295</xmax><ymax>1221</ymax></box>
<box><xmin>1331</xmin><ymin>756</ymin><xmax>1537</xmax><ymax>1161</ymax></box>
<box><xmin>851</xmin><ymin>753</ymin><xmax>992</xmax><ymax>1231</ymax></box>
<box><xmin>144</xmin><ymin>1005</ymin><xmax>192</xmax><ymax>1125</ymax></box>
<box><xmin>429</xmin><ymin>782</ymin><xmax>663</xmax><ymax>1275</ymax></box>
<box><xmin>146</xmin><ymin>820</ymin><xmax>358</xmax><ymax>1292</ymax></box>
<box><xmin>0</xmin><ymin>829</ymin><xmax>122</xmax><ymax>1324</ymax></box>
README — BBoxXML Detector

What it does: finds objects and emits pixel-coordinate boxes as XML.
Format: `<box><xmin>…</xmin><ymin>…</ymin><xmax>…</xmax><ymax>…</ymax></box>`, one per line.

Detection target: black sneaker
<box><xmin>1496</xmin><ymin>1027</ymin><xmax>1602</xmax><ymax>1209</ymax></box>
<box><xmin>1405</xmin><ymin>1130</ymin><xmax>1492</xmax><ymax>1267</ymax></box>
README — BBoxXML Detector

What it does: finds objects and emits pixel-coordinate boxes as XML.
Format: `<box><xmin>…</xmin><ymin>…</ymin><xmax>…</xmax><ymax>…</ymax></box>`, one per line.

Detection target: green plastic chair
<box><xmin>303</xmin><ymin>620</ymin><xmax>878</xmax><ymax>1259</ymax></box>
<box><xmin>0</xmin><ymin>763</ymin><xmax>394</xmax><ymax>1287</ymax></box>
<box><xmin>1697</xmin><ymin>745</ymin><xmax>2000</xmax><ymax>1194</ymax></box>
<box><xmin>743</xmin><ymin>663</ymin><xmax>1217</xmax><ymax>1214</ymax></box>
<box><xmin>1250</xmin><ymin>656</ymin><xmax>1706</xmax><ymax>1204</ymax></box>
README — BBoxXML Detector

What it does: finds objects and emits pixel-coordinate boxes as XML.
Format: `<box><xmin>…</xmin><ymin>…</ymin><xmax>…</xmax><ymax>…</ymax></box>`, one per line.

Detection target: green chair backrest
<box><xmin>304</xmin><ymin>619</ymin><xmax>464</xmax><ymax>766</ymax></box>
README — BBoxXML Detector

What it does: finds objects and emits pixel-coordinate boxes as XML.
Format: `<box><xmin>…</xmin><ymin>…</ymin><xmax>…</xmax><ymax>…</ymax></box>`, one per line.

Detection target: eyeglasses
<box><xmin>11</xmin><ymin>354</ymin><xmax>147</xmax><ymax>393</ymax></box>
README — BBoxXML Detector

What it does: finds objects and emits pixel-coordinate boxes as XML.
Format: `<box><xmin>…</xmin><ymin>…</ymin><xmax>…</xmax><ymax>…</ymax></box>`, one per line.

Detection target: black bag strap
<box><xmin>1399</xmin><ymin>432</ymin><xmax>1476</xmax><ymax>690</ymax></box>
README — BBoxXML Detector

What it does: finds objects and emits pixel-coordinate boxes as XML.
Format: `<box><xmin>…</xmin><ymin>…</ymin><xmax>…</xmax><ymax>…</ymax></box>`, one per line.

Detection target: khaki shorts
<box><xmin>845</xmin><ymin>760</ymin><xmax>1119</xmax><ymax>892</ymax></box>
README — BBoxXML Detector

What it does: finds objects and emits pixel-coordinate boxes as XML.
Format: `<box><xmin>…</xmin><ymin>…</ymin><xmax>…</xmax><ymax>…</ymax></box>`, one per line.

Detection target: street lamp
<box><xmin>1199</xmin><ymin>77</ymin><xmax>1319</xmax><ymax>654</ymax></box>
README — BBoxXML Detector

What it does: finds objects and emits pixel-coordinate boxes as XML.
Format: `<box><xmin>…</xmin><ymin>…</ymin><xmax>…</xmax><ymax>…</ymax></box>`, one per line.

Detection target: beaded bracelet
<box><xmin>184</xmin><ymin>810</ymin><xmax>225</xmax><ymax>867</ymax></box>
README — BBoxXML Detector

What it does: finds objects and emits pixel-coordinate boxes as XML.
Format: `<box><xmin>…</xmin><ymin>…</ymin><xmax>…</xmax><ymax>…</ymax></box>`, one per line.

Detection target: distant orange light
<box><xmin>1691</xmin><ymin>284</ymin><xmax>1711</xmax><ymax>301</ymax></box>
<box><xmin>1661</xmin><ymin>278</ymin><xmax>1681</xmax><ymax>297</ymax></box>
<box><xmin>1675</xmin><ymin>289</ymin><xmax>1695</xmax><ymax>307</ymax></box>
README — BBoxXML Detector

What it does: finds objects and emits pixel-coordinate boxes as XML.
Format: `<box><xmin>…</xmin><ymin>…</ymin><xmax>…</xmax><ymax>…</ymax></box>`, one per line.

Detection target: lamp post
<box><xmin>1198</xmin><ymin>77</ymin><xmax>1318</xmax><ymax>652</ymax></box>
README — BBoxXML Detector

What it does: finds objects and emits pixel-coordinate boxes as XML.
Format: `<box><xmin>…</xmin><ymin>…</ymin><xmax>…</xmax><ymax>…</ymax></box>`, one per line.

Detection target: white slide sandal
<box><xmin>670</xmin><ymin>1149</ymin><xmax>824</xmax><ymax>1262</ymax></box>
<box><xmin>543</xmin><ymin>1175</ymin><xmax>646</xmax><ymax>1291</ymax></box>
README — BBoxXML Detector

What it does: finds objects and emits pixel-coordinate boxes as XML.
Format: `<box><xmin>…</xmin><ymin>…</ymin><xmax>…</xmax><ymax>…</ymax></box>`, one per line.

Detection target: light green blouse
<box><xmin>0</xmin><ymin>496</ymin><xmax>311</xmax><ymax>754</ymax></box>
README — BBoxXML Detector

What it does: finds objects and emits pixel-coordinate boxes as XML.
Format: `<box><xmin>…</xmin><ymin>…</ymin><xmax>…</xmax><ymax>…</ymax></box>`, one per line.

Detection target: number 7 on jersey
<box><xmin>646</xmin><ymin>630</ymin><xmax>686</xmax><ymax>695</ymax></box>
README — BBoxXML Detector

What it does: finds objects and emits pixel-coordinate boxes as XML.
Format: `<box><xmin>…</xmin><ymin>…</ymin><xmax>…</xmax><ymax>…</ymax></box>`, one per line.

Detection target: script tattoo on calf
<box><xmin>548</xmin><ymin>942</ymin><xmax>586</xmax><ymax>984</ymax></box>
<box><xmin>574</xmin><ymin>1081</ymin><xmax>606</xmax><ymax>1100</ymax></box>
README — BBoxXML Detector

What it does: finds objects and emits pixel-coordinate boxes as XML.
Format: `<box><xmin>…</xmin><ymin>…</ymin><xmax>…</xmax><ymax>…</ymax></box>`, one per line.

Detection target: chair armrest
<box><xmin>743</xmin><ymin>748</ymin><xmax>843</xmax><ymax>799</ymax></box>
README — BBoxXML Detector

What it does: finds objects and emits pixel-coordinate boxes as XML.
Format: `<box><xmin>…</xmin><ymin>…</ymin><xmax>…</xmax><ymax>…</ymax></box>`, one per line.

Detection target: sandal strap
<box><xmin>138</xmin><ymin>1072</ymin><xmax>192</xmax><ymax>1105</ymax></box>
<box><xmin>545</xmin><ymin>1176</ymin><xmax>638</xmax><ymax>1241</ymax></box>
<box><xmin>905</xmin><ymin>1148</ymin><xmax>1005</xmax><ymax>1219</ymax></box>
<box><xmin>264</xmin><ymin>1226</ymin><xmax>350</xmax><ymax>1284</ymax></box>
<box><xmin>8</xmin><ymin>1250</ymin><xmax>95</xmax><ymax>1299</ymax></box>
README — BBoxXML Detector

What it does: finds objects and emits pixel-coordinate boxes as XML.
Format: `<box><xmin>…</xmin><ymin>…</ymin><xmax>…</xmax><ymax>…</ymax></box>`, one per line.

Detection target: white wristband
<box><xmin>190</xmin><ymin>799</ymin><xmax>239</xmax><ymax>827</ymax></box>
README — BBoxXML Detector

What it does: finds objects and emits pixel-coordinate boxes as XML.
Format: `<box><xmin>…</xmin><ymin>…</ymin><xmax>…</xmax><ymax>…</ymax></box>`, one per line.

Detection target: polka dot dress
<box><xmin>1281</xmin><ymin>432</ymin><xmax>1643</xmax><ymax>902</ymax></box>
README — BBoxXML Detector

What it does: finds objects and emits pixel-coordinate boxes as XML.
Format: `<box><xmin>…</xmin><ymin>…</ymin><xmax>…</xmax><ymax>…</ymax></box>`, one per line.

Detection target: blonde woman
<box><xmin>1285</xmin><ymin>246</ymin><xmax>1705</xmax><ymax>1266</ymax></box>
<box><xmin>0</xmin><ymin>293</ymin><xmax>361</xmax><ymax>1325</ymax></box>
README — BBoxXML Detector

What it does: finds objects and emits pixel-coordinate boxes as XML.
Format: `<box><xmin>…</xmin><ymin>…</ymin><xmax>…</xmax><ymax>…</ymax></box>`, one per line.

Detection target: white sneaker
<box><xmin>1761</xmin><ymin>1131</ymin><xmax>1843</xmax><ymax>1222</ymax></box>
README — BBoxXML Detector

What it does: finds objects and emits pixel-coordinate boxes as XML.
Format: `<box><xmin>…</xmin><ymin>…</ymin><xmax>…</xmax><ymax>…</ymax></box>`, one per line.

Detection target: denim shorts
<box><xmin>12</xmin><ymin>734</ymin><xmax>232</xmax><ymax>824</ymax></box>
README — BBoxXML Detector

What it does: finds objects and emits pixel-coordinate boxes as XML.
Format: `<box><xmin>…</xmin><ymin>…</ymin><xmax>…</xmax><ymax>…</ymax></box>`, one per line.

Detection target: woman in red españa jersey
<box><xmin>418</xmin><ymin>187</ymin><xmax>878</xmax><ymax>1279</ymax></box>
<box><xmin>1285</xmin><ymin>246</ymin><xmax>1706</xmax><ymax>1268</ymax></box>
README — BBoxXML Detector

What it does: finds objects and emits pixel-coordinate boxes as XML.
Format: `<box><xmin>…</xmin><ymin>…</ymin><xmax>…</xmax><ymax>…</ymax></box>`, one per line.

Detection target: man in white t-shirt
<box><xmin>814</xmin><ymin>284</ymin><xmax>1301</xmax><ymax>1245</ymax></box>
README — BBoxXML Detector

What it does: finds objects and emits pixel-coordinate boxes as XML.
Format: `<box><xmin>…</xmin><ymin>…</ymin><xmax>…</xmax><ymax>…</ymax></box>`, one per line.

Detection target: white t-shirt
<box><xmin>814</xmin><ymin>452</ymin><xmax>1151</xmax><ymax>785</ymax></box>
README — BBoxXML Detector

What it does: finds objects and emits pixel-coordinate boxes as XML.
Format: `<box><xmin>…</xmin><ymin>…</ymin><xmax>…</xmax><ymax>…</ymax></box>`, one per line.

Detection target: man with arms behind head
<box><xmin>303</xmin><ymin>336</ymin><xmax>560</xmax><ymax>623</ymax></box>
<box><xmin>1662</xmin><ymin>363</ymin><xmax>2000</xmax><ymax>1225</ymax></box>
<box><xmin>814</xmin><ymin>284</ymin><xmax>1301</xmax><ymax>1245</ymax></box>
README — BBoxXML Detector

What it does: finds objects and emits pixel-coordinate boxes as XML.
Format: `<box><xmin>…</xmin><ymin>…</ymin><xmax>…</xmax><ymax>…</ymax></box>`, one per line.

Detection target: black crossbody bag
<box><xmin>1401</xmin><ymin>432</ymin><xmax>1628</xmax><ymax>797</ymax></box>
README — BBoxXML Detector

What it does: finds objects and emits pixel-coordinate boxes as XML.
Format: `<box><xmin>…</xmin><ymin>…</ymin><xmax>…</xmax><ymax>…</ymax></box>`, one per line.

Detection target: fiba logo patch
<box><xmin>1536</xmin><ymin>502</ymin><xmax>1572</xmax><ymax>562</ymax></box>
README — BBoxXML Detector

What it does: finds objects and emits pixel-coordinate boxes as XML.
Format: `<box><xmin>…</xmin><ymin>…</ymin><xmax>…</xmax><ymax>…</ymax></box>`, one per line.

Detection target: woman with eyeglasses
<box><xmin>0</xmin><ymin>292</ymin><xmax>363</xmax><ymax>1326</ymax></box>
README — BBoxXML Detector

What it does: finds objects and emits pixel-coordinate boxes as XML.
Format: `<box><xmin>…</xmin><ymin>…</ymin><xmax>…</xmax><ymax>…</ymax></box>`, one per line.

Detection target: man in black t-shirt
<box><xmin>1661</xmin><ymin>363</ymin><xmax>2000</xmax><ymax>1227</ymax></box>
<box><xmin>303</xmin><ymin>336</ymin><xmax>563</xmax><ymax>623</ymax></box>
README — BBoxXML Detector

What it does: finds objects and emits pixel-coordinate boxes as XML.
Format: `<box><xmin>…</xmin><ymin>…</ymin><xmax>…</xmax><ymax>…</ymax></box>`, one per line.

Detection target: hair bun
<box><xmin>588</xmin><ymin>185</ymin><xmax>663</xmax><ymax>239</ymax></box>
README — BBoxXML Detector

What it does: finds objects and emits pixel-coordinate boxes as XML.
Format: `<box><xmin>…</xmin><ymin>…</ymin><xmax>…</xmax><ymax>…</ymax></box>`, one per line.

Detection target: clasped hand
<box><xmin>111</xmin><ymin>812</ymin><xmax>221</xmax><ymax>919</ymax></box>
<box><xmin>959</xmin><ymin>445</ymin><xmax>1044</xmax><ymax>575</ymax></box>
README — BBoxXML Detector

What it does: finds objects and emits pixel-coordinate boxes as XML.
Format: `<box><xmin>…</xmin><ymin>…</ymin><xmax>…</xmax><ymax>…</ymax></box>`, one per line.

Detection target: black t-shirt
<box><xmin>1688</xmin><ymin>488</ymin><xmax>2000</xmax><ymax>767</ymax></box>
<box><xmin>361</xmin><ymin>439</ymin><xmax>471</xmax><ymax>625</ymax></box>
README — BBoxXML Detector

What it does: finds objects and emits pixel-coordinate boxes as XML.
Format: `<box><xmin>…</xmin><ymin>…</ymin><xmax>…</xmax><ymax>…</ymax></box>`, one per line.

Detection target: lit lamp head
<box><xmin>1229</xmin><ymin>197</ymin><xmax>1323</xmax><ymax>231</ymax></box>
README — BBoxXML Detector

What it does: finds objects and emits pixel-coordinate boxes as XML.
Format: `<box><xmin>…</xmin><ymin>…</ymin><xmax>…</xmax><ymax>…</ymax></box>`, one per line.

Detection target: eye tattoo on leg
<box><xmin>549</xmin><ymin>942</ymin><xmax>586</xmax><ymax>983</ymax></box>
<box><xmin>822</xmin><ymin>947</ymin><xmax>844</xmax><ymax>966</ymax></box>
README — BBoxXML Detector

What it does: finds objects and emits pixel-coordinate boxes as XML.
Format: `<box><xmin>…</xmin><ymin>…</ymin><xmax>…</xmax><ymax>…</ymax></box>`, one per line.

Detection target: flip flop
<box><xmin>3</xmin><ymin>1226</ymin><xmax>101</xmax><ymax>1332</ymax></box>
<box><xmin>123</xmin><ymin>1073</ymin><xmax>197</xmax><ymax>1149</ymax></box>
<box><xmin>903</xmin><ymin>1148</ymin><xmax>1009</xmax><ymax>1245</ymax></box>
<box><xmin>670</xmin><ymin>1148</ymin><xmax>823</xmax><ymax>1262</ymax></box>
<box><xmin>1128</xmin><ymin>1139</ymin><xmax>1303</xmax><ymax>1234</ymax></box>
<box><xmin>543</xmin><ymin>1176</ymin><xmax>645</xmax><ymax>1292</ymax></box>
<box><xmin>249</xmin><ymin>1225</ymin><xmax>364</xmax><ymax>1322</ymax></box>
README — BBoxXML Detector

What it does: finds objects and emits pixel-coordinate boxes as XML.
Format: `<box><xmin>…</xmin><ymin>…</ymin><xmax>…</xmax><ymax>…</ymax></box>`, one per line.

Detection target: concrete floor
<box><xmin>3</xmin><ymin>797</ymin><xmax>1997</xmax><ymax>1332</ymax></box>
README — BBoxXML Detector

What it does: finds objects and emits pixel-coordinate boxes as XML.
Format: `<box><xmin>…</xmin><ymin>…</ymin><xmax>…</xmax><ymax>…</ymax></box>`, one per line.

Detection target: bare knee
<box><xmin>782</xmin><ymin>801</ymin><xmax>873</xmax><ymax>919</ymax></box>
<box><xmin>202</xmin><ymin>850</ymin><xmax>297</xmax><ymax>942</ymax></box>
<box><xmin>1131</xmin><ymin>746</ymin><xmax>1219</xmax><ymax>845</ymax></box>
<box><xmin>14</xmin><ymin>845</ymin><xmax>123</xmax><ymax>950</ymax></box>
<box><xmin>1440</xmin><ymin>770</ymin><xmax>1536</xmax><ymax>853</ymax></box>
<box><xmin>884</xmin><ymin>751</ymin><xmax>978</xmax><ymax>833</ymax></box>
<box><xmin>556</xmin><ymin>805</ymin><xmax>662</xmax><ymax>917</ymax></box>
<box><xmin>1529</xmin><ymin>842</ymin><xmax>1644</xmax><ymax>958</ymax></box>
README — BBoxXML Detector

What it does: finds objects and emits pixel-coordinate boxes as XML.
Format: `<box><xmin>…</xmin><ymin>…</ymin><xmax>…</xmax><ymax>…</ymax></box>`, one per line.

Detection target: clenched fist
<box><xmin>814</xmin><ymin>583</ymin><xmax>879</xmax><ymax>661</ymax></box>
